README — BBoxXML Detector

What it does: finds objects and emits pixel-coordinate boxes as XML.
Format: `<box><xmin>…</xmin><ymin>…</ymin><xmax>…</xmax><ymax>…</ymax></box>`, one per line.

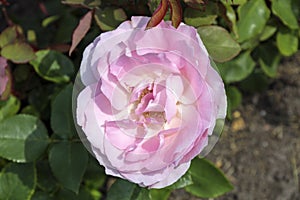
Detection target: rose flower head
<box><xmin>73</xmin><ymin>16</ymin><xmax>227</xmax><ymax>189</ymax></box>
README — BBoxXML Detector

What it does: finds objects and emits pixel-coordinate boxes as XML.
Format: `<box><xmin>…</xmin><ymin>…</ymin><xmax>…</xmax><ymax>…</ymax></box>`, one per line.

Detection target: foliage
<box><xmin>0</xmin><ymin>0</ymin><xmax>299</xmax><ymax>199</ymax></box>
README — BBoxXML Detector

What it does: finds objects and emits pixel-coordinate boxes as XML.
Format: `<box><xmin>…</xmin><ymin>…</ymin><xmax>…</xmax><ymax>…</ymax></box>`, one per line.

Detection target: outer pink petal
<box><xmin>103</xmin><ymin>128</ymin><xmax>178</xmax><ymax>173</ymax></box>
<box><xmin>149</xmin><ymin>161</ymin><xmax>191</xmax><ymax>189</ymax></box>
<box><xmin>177</xmin><ymin>130</ymin><xmax>208</xmax><ymax>164</ymax></box>
<box><xmin>120</xmin><ymin>166</ymin><xmax>172</xmax><ymax>187</ymax></box>
<box><xmin>205</xmin><ymin>63</ymin><xmax>227</xmax><ymax>119</ymax></box>
<box><xmin>80</xmin><ymin>97</ymin><xmax>105</xmax><ymax>152</ymax></box>
<box><xmin>177</xmin><ymin>22</ymin><xmax>209</xmax><ymax>77</ymax></box>
<box><xmin>133</xmin><ymin>23</ymin><xmax>209</xmax><ymax>79</ymax></box>
<box><xmin>80</xmin><ymin>41</ymin><xmax>100</xmax><ymax>86</ymax></box>
<box><xmin>91</xmin><ymin>146</ymin><xmax>123</xmax><ymax>178</ymax></box>
<box><xmin>196</xmin><ymin>81</ymin><xmax>215</xmax><ymax>133</ymax></box>
<box><xmin>130</xmin><ymin>16</ymin><xmax>150</xmax><ymax>29</ymax></box>
<box><xmin>76</xmin><ymin>83</ymin><xmax>99</xmax><ymax>127</ymax></box>
<box><xmin>118</xmin><ymin>159</ymin><xmax>190</xmax><ymax>189</ymax></box>
<box><xmin>79</xmin><ymin>17</ymin><xmax>150</xmax><ymax>86</ymax></box>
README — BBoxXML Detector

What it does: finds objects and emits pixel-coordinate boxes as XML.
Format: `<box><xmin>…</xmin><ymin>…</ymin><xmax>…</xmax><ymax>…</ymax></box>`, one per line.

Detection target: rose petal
<box><xmin>76</xmin><ymin>83</ymin><xmax>98</xmax><ymax>127</ymax></box>
<box><xmin>205</xmin><ymin>63</ymin><xmax>227</xmax><ymax>119</ymax></box>
<box><xmin>162</xmin><ymin>104</ymin><xmax>202</xmax><ymax>164</ymax></box>
<box><xmin>178</xmin><ymin>130</ymin><xmax>208</xmax><ymax>164</ymax></box>
<box><xmin>149</xmin><ymin>161</ymin><xmax>191</xmax><ymax>189</ymax></box>
<box><xmin>166</xmin><ymin>74</ymin><xmax>184</xmax><ymax>99</ymax></box>
<box><xmin>135</xmin><ymin>93</ymin><xmax>154</xmax><ymax>115</ymax></box>
<box><xmin>100</xmin><ymin>71</ymin><xmax>130</xmax><ymax>110</ymax></box>
<box><xmin>105</xmin><ymin>120</ymin><xmax>144</xmax><ymax>150</ymax></box>
<box><xmin>80</xmin><ymin>40</ymin><xmax>100</xmax><ymax>86</ymax></box>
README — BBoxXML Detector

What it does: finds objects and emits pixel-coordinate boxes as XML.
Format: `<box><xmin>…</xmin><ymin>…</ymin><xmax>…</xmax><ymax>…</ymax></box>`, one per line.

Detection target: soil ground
<box><xmin>171</xmin><ymin>53</ymin><xmax>300</xmax><ymax>200</ymax></box>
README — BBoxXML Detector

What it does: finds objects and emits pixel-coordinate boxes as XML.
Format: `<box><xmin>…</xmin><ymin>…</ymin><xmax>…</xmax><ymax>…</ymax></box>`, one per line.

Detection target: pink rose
<box><xmin>74</xmin><ymin>16</ymin><xmax>226</xmax><ymax>188</ymax></box>
<box><xmin>0</xmin><ymin>57</ymin><xmax>8</xmax><ymax>98</ymax></box>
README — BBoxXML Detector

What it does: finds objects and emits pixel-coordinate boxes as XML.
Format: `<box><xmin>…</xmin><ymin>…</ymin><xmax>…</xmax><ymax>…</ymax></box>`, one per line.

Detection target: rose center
<box><xmin>129</xmin><ymin>86</ymin><xmax>166</xmax><ymax>126</ymax></box>
<box><xmin>143</xmin><ymin>111</ymin><xmax>166</xmax><ymax>122</ymax></box>
<box><xmin>138</xmin><ymin>87</ymin><xmax>153</xmax><ymax>102</ymax></box>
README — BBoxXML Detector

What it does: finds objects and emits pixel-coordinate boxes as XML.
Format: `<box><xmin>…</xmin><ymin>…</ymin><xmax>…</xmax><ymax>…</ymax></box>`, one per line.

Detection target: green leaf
<box><xmin>49</xmin><ymin>142</ymin><xmax>88</xmax><ymax>193</ymax></box>
<box><xmin>0</xmin><ymin>95</ymin><xmax>20</xmax><ymax>121</ymax></box>
<box><xmin>0</xmin><ymin>173</ymin><xmax>31</xmax><ymax>200</ymax></box>
<box><xmin>14</xmin><ymin>64</ymin><xmax>31</xmax><ymax>82</ymax></box>
<box><xmin>149</xmin><ymin>189</ymin><xmax>171</xmax><ymax>200</ymax></box>
<box><xmin>255</xmin><ymin>43</ymin><xmax>281</xmax><ymax>77</ymax></box>
<box><xmin>184</xmin><ymin>6</ymin><xmax>218</xmax><ymax>27</ymax></box>
<box><xmin>135</xmin><ymin>187</ymin><xmax>151</xmax><ymax>200</ymax></box>
<box><xmin>83</xmin><ymin>158</ymin><xmax>105</xmax><ymax>200</ymax></box>
<box><xmin>62</xmin><ymin>0</ymin><xmax>101</xmax><ymax>7</ymax></box>
<box><xmin>259</xmin><ymin>25</ymin><xmax>277</xmax><ymax>41</ymax></box>
<box><xmin>0</xmin><ymin>114</ymin><xmax>49</xmax><ymax>162</ymax></box>
<box><xmin>239</xmin><ymin>37</ymin><xmax>259</xmax><ymax>50</ymax></box>
<box><xmin>27</xmin><ymin>30</ymin><xmax>37</xmax><ymax>44</ymax></box>
<box><xmin>0</xmin><ymin>26</ymin><xmax>21</xmax><ymax>48</ymax></box>
<box><xmin>240</xmin><ymin>71</ymin><xmax>269</xmax><ymax>93</ymax></box>
<box><xmin>226</xmin><ymin>86</ymin><xmax>242</xmax><ymax>118</ymax></box>
<box><xmin>221</xmin><ymin>0</ymin><xmax>247</xmax><ymax>5</ymax></box>
<box><xmin>54</xmin><ymin>12</ymin><xmax>78</xmax><ymax>43</ymax></box>
<box><xmin>62</xmin><ymin>0</ymin><xmax>86</xmax><ymax>4</ymax></box>
<box><xmin>83</xmin><ymin>158</ymin><xmax>106</xmax><ymax>186</ymax></box>
<box><xmin>87</xmin><ymin>0</ymin><xmax>101</xmax><ymax>7</ymax></box>
<box><xmin>32</xmin><ymin>191</ymin><xmax>55</xmax><ymax>200</ymax></box>
<box><xmin>216</xmin><ymin>50</ymin><xmax>255</xmax><ymax>83</ymax></box>
<box><xmin>167</xmin><ymin>172</ymin><xmax>193</xmax><ymax>189</ymax></box>
<box><xmin>236</xmin><ymin>0</ymin><xmax>270</xmax><ymax>42</ymax></box>
<box><xmin>183</xmin><ymin>0</ymin><xmax>205</xmax><ymax>9</ymax></box>
<box><xmin>36</xmin><ymin>161</ymin><xmax>58</xmax><ymax>192</ymax></box>
<box><xmin>51</xmin><ymin>83</ymin><xmax>76</xmax><ymax>139</ymax></box>
<box><xmin>185</xmin><ymin>158</ymin><xmax>233</xmax><ymax>198</ymax></box>
<box><xmin>21</xmin><ymin>105</ymin><xmax>40</xmax><ymax>117</ymax></box>
<box><xmin>292</xmin><ymin>0</ymin><xmax>300</xmax><ymax>19</ymax></box>
<box><xmin>198</xmin><ymin>26</ymin><xmax>241</xmax><ymax>62</ymax></box>
<box><xmin>28</xmin><ymin>84</ymin><xmax>55</xmax><ymax>117</ymax></box>
<box><xmin>107</xmin><ymin>179</ymin><xmax>151</xmax><ymax>200</ymax></box>
<box><xmin>272</xmin><ymin>0</ymin><xmax>299</xmax><ymax>30</ymax></box>
<box><xmin>0</xmin><ymin>163</ymin><xmax>36</xmax><ymax>200</ymax></box>
<box><xmin>42</xmin><ymin>15</ymin><xmax>60</xmax><ymax>27</ymax></box>
<box><xmin>1</xmin><ymin>42</ymin><xmax>36</xmax><ymax>64</ymax></box>
<box><xmin>226</xmin><ymin>86</ymin><xmax>242</xmax><ymax>111</ymax></box>
<box><xmin>276</xmin><ymin>26</ymin><xmax>299</xmax><ymax>56</ymax></box>
<box><xmin>94</xmin><ymin>7</ymin><xmax>127</xmax><ymax>31</ymax></box>
<box><xmin>30</xmin><ymin>50</ymin><xmax>74</xmax><ymax>83</ymax></box>
<box><xmin>220</xmin><ymin>1</ymin><xmax>238</xmax><ymax>37</ymax></box>
<box><xmin>55</xmin><ymin>188</ymin><xmax>94</xmax><ymax>200</ymax></box>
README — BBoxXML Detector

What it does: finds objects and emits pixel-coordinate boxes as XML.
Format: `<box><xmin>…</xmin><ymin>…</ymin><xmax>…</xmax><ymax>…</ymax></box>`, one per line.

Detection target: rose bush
<box><xmin>75</xmin><ymin>16</ymin><xmax>226</xmax><ymax>188</ymax></box>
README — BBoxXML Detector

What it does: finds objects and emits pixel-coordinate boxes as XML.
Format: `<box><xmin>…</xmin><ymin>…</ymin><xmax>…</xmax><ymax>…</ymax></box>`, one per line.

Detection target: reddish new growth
<box><xmin>146</xmin><ymin>0</ymin><xmax>182</xmax><ymax>29</ymax></box>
